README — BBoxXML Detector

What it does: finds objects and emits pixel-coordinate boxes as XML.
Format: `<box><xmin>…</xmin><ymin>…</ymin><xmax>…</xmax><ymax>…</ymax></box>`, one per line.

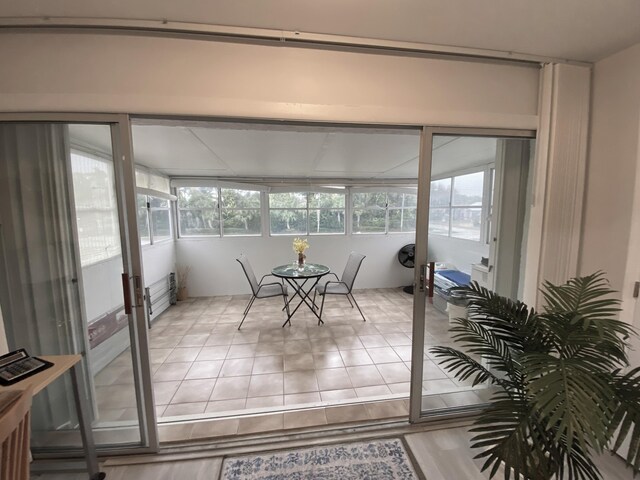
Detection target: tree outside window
<box><xmin>269</xmin><ymin>191</ymin><xmax>345</xmax><ymax>235</ymax></box>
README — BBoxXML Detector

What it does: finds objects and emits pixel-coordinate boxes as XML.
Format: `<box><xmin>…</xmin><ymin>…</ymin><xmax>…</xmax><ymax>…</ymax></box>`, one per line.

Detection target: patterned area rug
<box><xmin>220</xmin><ymin>438</ymin><xmax>419</xmax><ymax>479</ymax></box>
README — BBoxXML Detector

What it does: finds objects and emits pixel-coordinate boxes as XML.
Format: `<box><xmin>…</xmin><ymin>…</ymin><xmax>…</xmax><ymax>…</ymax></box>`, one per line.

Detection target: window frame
<box><xmin>351</xmin><ymin>189</ymin><xmax>418</xmax><ymax>235</ymax></box>
<box><xmin>176</xmin><ymin>185</ymin><xmax>265</xmax><ymax>238</ymax></box>
<box><xmin>137</xmin><ymin>193</ymin><xmax>173</xmax><ymax>245</ymax></box>
<box><xmin>70</xmin><ymin>148</ymin><xmax>123</xmax><ymax>267</ymax></box>
<box><xmin>268</xmin><ymin>190</ymin><xmax>347</xmax><ymax>237</ymax></box>
<box><xmin>429</xmin><ymin>166</ymin><xmax>491</xmax><ymax>243</ymax></box>
<box><xmin>220</xmin><ymin>187</ymin><xmax>263</xmax><ymax>237</ymax></box>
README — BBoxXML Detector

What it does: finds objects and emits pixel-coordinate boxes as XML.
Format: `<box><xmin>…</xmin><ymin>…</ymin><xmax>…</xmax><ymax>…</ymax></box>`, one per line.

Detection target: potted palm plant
<box><xmin>431</xmin><ymin>272</ymin><xmax>640</xmax><ymax>480</ymax></box>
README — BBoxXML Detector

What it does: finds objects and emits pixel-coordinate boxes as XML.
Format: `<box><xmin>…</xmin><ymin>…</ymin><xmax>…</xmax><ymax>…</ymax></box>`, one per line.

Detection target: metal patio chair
<box><xmin>236</xmin><ymin>254</ymin><xmax>289</xmax><ymax>330</ymax></box>
<box><xmin>313</xmin><ymin>252</ymin><xmax>366</xmax><ymax>325</ymax></box>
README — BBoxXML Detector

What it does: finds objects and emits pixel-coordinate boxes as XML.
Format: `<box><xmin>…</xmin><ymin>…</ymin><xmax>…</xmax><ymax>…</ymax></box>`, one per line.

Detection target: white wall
<box><xmin>142</xmin><ymin>240</ymin><xmax>177</xmax><ymax>287</ymax></box>
<box><xmin>580</xmin><ymin>43</ymin><xmax>640</xmax><ymax>379</ymax></box>
<box><xmin>176</xmin><ymin>234</ymin><xmax>415</xmax><ymax>297</ymax></box>
<box><xmin>81</xmin><ymin>257</ymin><xmax>126</xmax><ymax>321</ymax></box>
<box><xmin>0</xmin><ymin>32</ymin><xmax>538</xmax><ymax>129</ymax></box>
<box><xmin>82</xmin><ymin>240</ymin><xmax>176</xmax><ymax>321</ymax></box>
<box><xmin>580</xmin><ymin>43</ymin><xmax>640</xmax><ymax>294</ymax></box>
<box><xmin>83</xmin><ymin>240</ymin><xmax>176</xmax><ymax>374</ymax></box>
<box><xmin>428</xmin><ymin>236</ymin><xmax>489</xmax><ymax>275</ymax></box>
<box><xmin>582</xmin><ymin>43</ymin><xmax>640</xmax><ymax>461</ymax></box>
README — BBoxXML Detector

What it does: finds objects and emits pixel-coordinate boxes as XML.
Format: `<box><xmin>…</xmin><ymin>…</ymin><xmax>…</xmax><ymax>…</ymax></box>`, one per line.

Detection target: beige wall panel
<box><xmin>580</xmin><ymin>43</ymin><xmax>640</xmax><ymax>294</ymax></box>
<box><xmin>0</xmin><ymin>32</ymin><xmax>539</xmax><ymax>127</ymax></box>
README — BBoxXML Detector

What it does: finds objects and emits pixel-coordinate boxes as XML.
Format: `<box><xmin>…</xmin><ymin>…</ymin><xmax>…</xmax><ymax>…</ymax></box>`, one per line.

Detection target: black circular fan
<box><xmin>398</xmin><ymin>244</ymin><xmax>415</xmax><ymax>294</ymax></box>
<box><xmin>398</xmin><ymin>244</ymin><xmax>415</xmax><ymax>269</ymax></box>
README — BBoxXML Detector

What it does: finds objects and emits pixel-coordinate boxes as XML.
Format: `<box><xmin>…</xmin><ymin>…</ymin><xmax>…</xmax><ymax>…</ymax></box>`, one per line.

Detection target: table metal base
<box><xmin>281</xmin><ymin>276</ymin><xmax>325</xmax><ymax>327</ymax></box>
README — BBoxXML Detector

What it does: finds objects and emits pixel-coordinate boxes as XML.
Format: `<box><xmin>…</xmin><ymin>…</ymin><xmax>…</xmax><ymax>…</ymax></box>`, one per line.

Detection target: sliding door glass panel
<box><xmin>0</xmin><ymin>122</ymin><xmax>145</xmax><ymax>450</ymax></box>
<box><xmin>417</xmin><ymin>133</ymin><xmax>534</xmax><ymax>417</ymax></box>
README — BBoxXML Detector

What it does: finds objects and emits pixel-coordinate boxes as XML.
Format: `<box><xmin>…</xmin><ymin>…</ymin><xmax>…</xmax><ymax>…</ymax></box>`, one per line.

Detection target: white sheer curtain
<box><xmin>0</xmin><ymin>123</ymin><xmax>85</xmax><ymax>432</ymax></box>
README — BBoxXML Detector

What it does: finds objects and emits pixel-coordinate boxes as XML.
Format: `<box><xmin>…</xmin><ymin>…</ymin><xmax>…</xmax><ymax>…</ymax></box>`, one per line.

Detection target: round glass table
<box><xmin>271</xmin><ymin>263</ymin><xmax>330</xmax><ymax>326</ymax></box>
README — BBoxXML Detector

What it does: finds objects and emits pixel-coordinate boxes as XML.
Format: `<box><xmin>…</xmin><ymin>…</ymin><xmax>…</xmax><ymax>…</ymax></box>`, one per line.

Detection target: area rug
<box><xmin>220</xmin><ymin>438</ymin><xmax>419</xmax><ymax>479</ymax></box>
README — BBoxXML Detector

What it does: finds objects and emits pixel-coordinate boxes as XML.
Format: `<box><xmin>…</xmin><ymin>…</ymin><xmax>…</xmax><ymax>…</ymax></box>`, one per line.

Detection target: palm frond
<box><xmin>540</xmin><ymin>271</ymin><xmax>620</xmax><ymax>323</ymax></box>
<box><xmin>433</xmin><ymin>272</ymin><xmax>640</xmax><ymax>480</ymax></box>
<box><xmin>470</xmin><ymin>392</ymin><xmax>559</xmax><ymax>480</ymax></box>
<box><xmin>524</xmin><ymin>353</ymin><xmax>617</xmax><ymax>453</ymax></box>
<box><xmin>429</xmin><ymin>346</ymin><xmax>512</xmax><ymax>389</ymax></box>
<box><xmin>609</xmin><ymin>366</ymin><xmax>640</xmax><ymax>476</ymax></box>
<box><xmin>445</xmin><ymin>317</ymin><xmax>521</xmax><ymax>380</ymax></box>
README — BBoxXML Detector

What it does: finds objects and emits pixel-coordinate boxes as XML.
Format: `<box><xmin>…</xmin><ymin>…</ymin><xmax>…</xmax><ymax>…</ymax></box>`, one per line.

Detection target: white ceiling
<box><xmin>69</xmin><ymin>121</ymin><xmax>497</xmax><ymax>180</ymax></box>
<box><xmin>1</xmin><ymin>0</ymin><xmax>639</xmax><ymax>62</ymax></box>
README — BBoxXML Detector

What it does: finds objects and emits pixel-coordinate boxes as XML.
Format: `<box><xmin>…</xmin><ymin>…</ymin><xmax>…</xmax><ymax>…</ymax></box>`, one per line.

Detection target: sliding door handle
<box><xmin>418</xmin><ymin>264</ymin><xmax>428</xmax><ymax>292</ymax></box>
<box><xmin>122</xmin><ymin>273</ymin><xmax>133</xmax><ymax>314</ymax></box>
<box><xmin>134</xmin><ymin>275</ymin><xmax>144</xmax><ymax>308</ymax></box>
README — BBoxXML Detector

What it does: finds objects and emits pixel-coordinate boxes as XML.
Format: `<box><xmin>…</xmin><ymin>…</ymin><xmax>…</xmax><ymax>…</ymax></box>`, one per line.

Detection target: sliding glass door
<box><xmin>0</xmin><ymin>115</ymin><xmax>157</xmax><ymax>453</ymax></box>
<box><xmin>410</xmin><ymin>127</ymin><xmax>536</xmax><ymax>421</ymax></box>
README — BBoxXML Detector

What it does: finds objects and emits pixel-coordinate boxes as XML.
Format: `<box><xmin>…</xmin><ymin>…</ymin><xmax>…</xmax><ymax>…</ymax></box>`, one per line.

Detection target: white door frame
<box><xmin>0</xmin><ymin>112</ymin><xmax>158</xmax><ymax>454</ymax></box>
<box><xmin>409</xmin><ymin>126</ymin><xmax>536</xmax><ymax>423</ymax></box>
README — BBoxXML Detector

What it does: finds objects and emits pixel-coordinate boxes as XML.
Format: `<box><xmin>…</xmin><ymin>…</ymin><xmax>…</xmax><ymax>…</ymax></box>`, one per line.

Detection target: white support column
<box><xmin>522</xmin><ymin>63</ymin><xmax>591</xmax><ymax>307</ymax></box>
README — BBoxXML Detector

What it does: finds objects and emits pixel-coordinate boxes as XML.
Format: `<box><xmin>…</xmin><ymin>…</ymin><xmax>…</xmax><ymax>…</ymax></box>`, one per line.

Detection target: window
<box><xmin>137</xmin><ymin>194</ymin><xmax>172</xmax><ymax>245</ymax></box>
<box><xmin>177</xmin><ymin>186</ymin><xmax>263</xmax><ymax>237</ymax></box>
<box><xmin>70</xmin><ymin>151</ymin><xmax>122</xmax><ymax>266</ymax></box>
<box><xmin>388</xmin><ymin>193</ymin><xmax>417</xmax><ymax>233</ymax></box>
<box><xmin>178</xmin><ymin>187</ymin><xmax>219</xmax><ymax>236</ymax></box>
<box><xmin>137</xmin><ymin>194</ymin><xmax>150</xmax><ymax>245</ymax></box>
<box><xmin>221</xmin><ymin>188</ymin><xmax>261</xmax><ymax>236</ymax></box>
<box><xmin>352</xmin><ymin>191</ymin><xmax>417</xmax><ymax>234</ymax></box>
<box><xmin>269</xmin><ymin>191</ymin><xmax>345</xmax><ymax>235</ymax></box>
<box><xmin>150</xmin><ymin>197</ymin><xmax>172</xmax><ymax>242</ymax></box>
<box><xmin>429</xmin><ymin>171</ymin><xmax>485</xmax><ymax>241</ymax></box>
<box><xmin>136</xmin><ymin>166</ymin><xmax>173</xmax><ymax>244</ymax></box>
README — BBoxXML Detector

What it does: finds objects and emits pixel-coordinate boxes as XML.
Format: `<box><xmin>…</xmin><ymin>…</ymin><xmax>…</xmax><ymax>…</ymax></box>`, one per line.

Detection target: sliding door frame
<box><xmin>0</xmin><ymin>112</ymin><xmax>159</xmax><ymax>454</ymax></box>
<box><xmin>409</xmin><ymin>126</ymin><xmax>536</xmax><ymax>424</ymax></box>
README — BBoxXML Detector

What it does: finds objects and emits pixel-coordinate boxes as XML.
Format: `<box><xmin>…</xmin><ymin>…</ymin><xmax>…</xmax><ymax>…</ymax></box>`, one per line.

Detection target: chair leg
<box><xmin>238</xmin><ymin>295</ymin><xmax>256</xmax><ymax>330</ymax></box>
<box><xmin>312</xmin><ymin>290</ymin><xmax>318</xmax><ymax>310</ymax></box>
<box><xmin>318</xmin><ymin>294</ymin><xmax>326</xmax><ymax>326</ymax></box>
<box><xmin>346</xmin><ymin>294</ymin><xmax>354</xmax><ymax>308</ymax></box>
<box><xmin>243</xmin><ymin>295</ymin><xmax>254</xmax><ymax>315</ymax></box>
<box><xmin>282</xmin><ymin>293</ymin><xmax>291</xmax><ymax>320</ymax></box>
<box><xmin>349</xmin><ymin>293</ymin><xmax>366</xmax><ymax>322</ymax></box>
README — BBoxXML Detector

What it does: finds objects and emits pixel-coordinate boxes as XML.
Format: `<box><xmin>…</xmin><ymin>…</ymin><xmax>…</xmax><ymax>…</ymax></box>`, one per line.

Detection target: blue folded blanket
<box><xmin>437</xmin><ymin>269</ymin><xmax>471</xmax><ymax>286</ymax></box>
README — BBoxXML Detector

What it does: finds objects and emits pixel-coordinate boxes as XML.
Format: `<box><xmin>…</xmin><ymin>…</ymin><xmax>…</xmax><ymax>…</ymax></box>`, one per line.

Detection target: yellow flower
<box><xmin>292</xmin><ymin>237</ymin><xmax>310</xmax><ymax>254</ymax></box>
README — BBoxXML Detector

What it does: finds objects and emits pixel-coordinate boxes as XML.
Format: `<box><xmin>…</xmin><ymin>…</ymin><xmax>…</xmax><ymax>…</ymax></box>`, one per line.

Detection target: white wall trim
<box><xmin>522</xmin><ymin>66</ymin><xmax>553</xmax><ymax>306</ymax></box>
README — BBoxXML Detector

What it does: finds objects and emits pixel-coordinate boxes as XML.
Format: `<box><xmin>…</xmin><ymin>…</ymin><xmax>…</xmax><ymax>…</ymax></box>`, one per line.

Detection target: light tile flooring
<box><xmin>94</xmin><ymin>288</ymin><xmax>487</xmax><ymax>430</ymax></box>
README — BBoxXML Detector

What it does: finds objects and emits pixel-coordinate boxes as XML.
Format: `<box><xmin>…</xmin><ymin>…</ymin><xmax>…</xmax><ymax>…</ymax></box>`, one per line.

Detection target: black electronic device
<box><xmin>398</xmin><ymin>243</ymin><xmax>416</xmax><ymax>294</ymax></box>
<box><xmin>0</xmin><ymin>348</ymin><xmax>53</xmax><ymax>386</ymax></box>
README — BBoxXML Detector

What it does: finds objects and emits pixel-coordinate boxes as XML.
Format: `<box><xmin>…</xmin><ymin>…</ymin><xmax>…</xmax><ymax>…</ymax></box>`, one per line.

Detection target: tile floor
<box><xmin>93</xmin><ymin>288</ymin><xmax>488</xmax><ymax>429</ymax></box>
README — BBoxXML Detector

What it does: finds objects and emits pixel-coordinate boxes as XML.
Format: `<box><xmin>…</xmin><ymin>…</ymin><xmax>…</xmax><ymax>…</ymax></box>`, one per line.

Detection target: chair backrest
<box><xmin>0</xmin><ymin>388</ymin><xmax>32</xmax><ymax>480</ymax></box>
<box><xmin>340</xmin><ymin>252</ymin><xmax>366</xmax><ymax>291</ymax></box>
<box><xmin>236</xmin><ymin>254</ymin><xmax>260</xmax><ymax>295</ymax></box>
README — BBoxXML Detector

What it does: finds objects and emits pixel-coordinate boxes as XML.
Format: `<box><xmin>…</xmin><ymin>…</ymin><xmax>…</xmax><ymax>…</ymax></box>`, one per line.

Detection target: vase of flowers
<box><xmin>292</xmin><ymin>237</ymin><xmax>309</xmax><ymax>270</ymax></box>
